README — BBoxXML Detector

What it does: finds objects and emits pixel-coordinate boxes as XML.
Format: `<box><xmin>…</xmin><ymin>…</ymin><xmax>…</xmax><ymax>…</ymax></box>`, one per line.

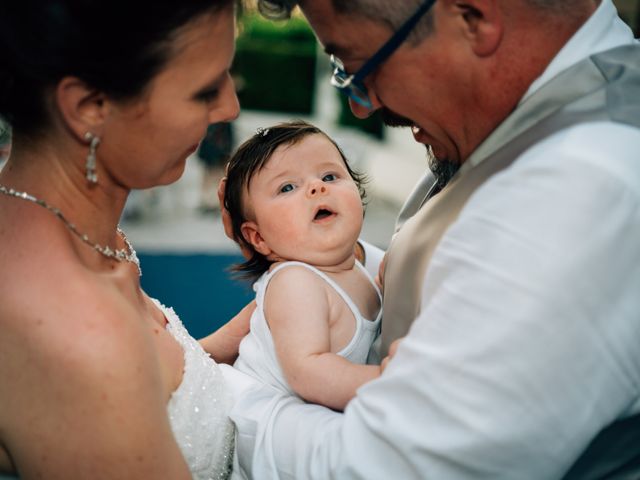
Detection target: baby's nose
<box><xmin>310</xmin><ymin>185</ymin><xmax>327</xmax><ymax>195</ymax></box>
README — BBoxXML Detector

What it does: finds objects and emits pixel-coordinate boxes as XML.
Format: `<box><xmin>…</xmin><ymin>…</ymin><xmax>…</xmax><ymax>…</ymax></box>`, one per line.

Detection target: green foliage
<box><xmin>234</xmin><ymin>13</ymin><xmax>317</xmax><ymax>114</ymax></box>
<box><xmin>233</xmin><ymin>13</ymin><xmax>387</xmax><ymax>139</ymax></box>
<box><xmin>237</xmin><ymin>13</ymin><xmax>317</xmax><ymax>47</ymax></box>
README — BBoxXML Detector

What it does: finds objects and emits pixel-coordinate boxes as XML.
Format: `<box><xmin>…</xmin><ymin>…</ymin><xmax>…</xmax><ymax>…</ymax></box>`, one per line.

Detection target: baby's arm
<box><xmin>265</xmin><ymin>267</ymin><xmax>381</xmax><ymax>411</ymax></box>
<box><xmin>199</xmin><ymin>300</ymin><xmax>255</xmax><ymax>364</ymax></box>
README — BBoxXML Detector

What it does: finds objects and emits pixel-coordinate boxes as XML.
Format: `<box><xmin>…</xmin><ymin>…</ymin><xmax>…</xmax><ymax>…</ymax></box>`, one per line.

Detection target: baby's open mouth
<box><xmin>314</xmin><ymin>208</ymin><xmax>334</xmax><ymax>220</ymax></box>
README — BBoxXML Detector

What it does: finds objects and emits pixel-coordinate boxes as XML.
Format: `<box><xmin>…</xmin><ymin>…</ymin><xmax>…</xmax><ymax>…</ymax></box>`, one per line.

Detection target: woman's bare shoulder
<box><xmin>1</xmin><ymin>239</ymin><xmax>141</xmax><ymax>338</ymax></box>
<box><xmin>0</xmin><ymin>210</ymin><xmax>143</xmax><ymax>339</ymax></box>
<box><xmin>0</xmin><ymin>213</ymin><xmax>160</xmax><ymax>416</ymax></box>
<box><xmin>0</xmin><ymin>198</ymin><xmax>191</xmax><ymax>477</ymax></box>
<box><xmin>0</xmin><ymin>249</ymin><xmax>186</xmax><ymax>477</ymax></box>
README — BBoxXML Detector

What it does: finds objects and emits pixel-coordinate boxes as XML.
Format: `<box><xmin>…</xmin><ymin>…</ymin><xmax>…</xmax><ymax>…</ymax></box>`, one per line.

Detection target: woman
<box><xmin>0</xmin><ymin>1</ymin><xmax>244</xmax><ymax>478</ymax></box>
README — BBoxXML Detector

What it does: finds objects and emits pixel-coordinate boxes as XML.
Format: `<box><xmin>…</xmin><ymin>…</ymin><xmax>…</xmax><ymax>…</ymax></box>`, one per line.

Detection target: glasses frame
<box><xmin>330</xmin><ymin>0</ymin><xmax>436</xmax><ymax>108</ymax></box>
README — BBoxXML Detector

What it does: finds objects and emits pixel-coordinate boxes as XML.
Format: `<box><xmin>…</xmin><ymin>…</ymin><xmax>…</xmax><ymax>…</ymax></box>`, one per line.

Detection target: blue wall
<box><xmin>139</xmin><ymin>253</ymin><xmax>254</xmax><ymax>339</ymax></box>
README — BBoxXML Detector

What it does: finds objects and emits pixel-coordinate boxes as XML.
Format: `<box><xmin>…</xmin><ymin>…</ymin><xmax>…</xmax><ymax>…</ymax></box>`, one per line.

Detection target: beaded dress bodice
<box><xmin>156</xmin><ymin>300</ymin><xmax>235</xmax><ymax>480</ymax></box>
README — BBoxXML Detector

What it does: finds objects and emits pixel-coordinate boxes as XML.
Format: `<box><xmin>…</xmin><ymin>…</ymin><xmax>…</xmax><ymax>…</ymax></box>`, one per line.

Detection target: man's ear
<box><xmin>55</xmin><ymin>76</ymin><xmax>109</xmax><ymax>140</ymax></box>
<box><xmin>453</xmin><ymin>0</ymin><xmax>503</xmax><ymax>57</ymax></box>
<box><xmin>240</xmin><ymin>221</ymin><xmax>272</xmax><ymax>256</ymax></box>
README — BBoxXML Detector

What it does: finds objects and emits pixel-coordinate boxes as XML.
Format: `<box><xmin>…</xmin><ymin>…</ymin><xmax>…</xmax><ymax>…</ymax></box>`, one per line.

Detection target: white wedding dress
<box><xmin>159</xmin><ymin>300</ymin><xmax>236</xmax><ymax>480</ymax></box>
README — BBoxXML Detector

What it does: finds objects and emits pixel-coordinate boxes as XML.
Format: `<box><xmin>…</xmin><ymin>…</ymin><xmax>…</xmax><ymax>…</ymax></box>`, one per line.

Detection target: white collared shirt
<box><xmin>229</xmin><ymin>2</ymin><xmax>640</xmax><ymax>478</ymax></box>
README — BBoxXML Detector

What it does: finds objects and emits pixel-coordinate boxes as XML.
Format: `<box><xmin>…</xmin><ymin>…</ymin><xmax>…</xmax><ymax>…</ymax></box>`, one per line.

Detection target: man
<box><xmin>230</xmin><ymin>1</ymin><xmax>640</xmax><ymax>478</ymax></box>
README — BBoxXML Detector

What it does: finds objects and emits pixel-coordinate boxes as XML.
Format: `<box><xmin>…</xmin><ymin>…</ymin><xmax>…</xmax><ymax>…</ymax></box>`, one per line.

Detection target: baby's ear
<box><xmin>240</xmin><ymin>221</ymin><xmax>272</xmax><ymax>256</ymax></box>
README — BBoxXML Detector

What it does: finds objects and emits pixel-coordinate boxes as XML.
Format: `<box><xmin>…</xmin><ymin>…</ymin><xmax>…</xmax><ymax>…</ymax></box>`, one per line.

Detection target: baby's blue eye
<box><xmin>322</xmin><ymin>174</ymin><xmax>337</xmax><ymax>182</ymax></box>
<box><xmin>280</xmin><ymin>184</ymin><xmax>294</xmax><ymax>193</ymax></box>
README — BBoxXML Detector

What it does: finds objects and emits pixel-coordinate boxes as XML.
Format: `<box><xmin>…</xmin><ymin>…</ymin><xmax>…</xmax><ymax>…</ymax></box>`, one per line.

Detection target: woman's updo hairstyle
<box><xmin>0</xmin><ymin>0</ymin><xmax>234</xmax><ymax>136</ymax></box>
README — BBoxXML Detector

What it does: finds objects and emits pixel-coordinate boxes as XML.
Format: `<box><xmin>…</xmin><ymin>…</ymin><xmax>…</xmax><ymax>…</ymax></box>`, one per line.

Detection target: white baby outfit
<box><xmin>234</xmin><ymin>261</ymin><xmax>382</xmax><ymax>396</ymax></box>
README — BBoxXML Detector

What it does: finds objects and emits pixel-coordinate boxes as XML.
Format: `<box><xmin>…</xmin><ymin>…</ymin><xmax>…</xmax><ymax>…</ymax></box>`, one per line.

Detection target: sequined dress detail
<box><xmin>157</xmin><ymin>300</ymin><xmax>235</xmax><ymax>479</ymax></box>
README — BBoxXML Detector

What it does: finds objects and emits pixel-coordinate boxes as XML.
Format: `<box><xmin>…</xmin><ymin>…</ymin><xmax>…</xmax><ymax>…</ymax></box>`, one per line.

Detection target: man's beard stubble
<box><xmin>380</xmin><ymin>107</ymin><xmax>460</xmax><ymax>190</ymax></box>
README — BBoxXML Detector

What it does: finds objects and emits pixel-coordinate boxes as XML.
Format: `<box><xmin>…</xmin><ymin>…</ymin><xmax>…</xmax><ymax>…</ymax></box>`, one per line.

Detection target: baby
<box><xmin>219</xmin><ymin>120</ymin><xmax>382</xmax><ymax>411</ymax></box>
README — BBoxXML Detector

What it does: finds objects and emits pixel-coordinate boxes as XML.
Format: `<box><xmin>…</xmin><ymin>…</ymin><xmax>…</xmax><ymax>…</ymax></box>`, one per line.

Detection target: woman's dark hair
<box><xmin>224</xmin><ymin>120</ymin><xmax>368</xmax><ymax>282</ymax></box>
<box><xmin>0</xmin><ymin>0</ymin><xmax>235</xmax><ymax>136</ymax></box>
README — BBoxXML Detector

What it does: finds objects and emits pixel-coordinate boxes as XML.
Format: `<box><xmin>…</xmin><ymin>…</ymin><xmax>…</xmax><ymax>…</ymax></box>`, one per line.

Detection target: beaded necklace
<box><xmin>0</xmin><ymin>184</ymin><xmax>141</xmax><ymax>276</ymax></box>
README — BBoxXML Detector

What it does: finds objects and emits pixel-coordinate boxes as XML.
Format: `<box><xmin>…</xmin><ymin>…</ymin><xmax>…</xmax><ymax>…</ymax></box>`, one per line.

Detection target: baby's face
<box><xmin>242</xmin><ymin>134</ymin><xmax>363</xmax><ymax>267</ymax></box>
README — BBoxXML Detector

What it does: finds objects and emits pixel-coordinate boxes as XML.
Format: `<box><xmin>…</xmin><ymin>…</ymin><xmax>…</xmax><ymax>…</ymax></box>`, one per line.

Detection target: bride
<box><xmin>0</xmin><ymin>1</ymin><xmax>246</xmax><ymax>478</ymax></box>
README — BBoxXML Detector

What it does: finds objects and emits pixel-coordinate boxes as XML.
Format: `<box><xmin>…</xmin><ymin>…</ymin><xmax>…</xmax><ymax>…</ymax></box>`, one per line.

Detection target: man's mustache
<box><xmin>380</xmin><ymin>108</ymin><xmax>414</xmax><ymax>128</ymax></box>
<box><xmin>378</xmin><ymin>108</ymin><xmax>461</xmax><ymax>188</ymax></box>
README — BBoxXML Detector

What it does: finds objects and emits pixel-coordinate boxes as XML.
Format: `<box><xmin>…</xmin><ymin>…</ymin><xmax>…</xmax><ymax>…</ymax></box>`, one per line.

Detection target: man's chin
<box><xmin>379</xmin><ymin>107</ymin><xmax>459</xmax><ymax>186</ymax></box>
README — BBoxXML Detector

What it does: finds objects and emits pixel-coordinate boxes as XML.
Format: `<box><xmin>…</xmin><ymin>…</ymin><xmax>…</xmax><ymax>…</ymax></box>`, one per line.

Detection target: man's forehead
<box><xmin>299</xmin><ymin>2</ymin><xmax>385</xmax><ymax>60</ymax></box>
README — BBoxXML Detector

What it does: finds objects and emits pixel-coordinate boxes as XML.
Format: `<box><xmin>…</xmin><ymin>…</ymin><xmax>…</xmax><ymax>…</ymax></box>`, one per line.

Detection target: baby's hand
<box><xmin>199</xmin><ymin>300</ymin><xmax>256</xmax><ymax>364</ymax></box>
<box><xmin>380</xmin><ymin>337</ymin><xmax>403</xmax><ymax>373</ymax></box>
<box><xmin>229</xmin><ymin>300</ymin><xmax>256</xmax><ymax>337</ymax></box>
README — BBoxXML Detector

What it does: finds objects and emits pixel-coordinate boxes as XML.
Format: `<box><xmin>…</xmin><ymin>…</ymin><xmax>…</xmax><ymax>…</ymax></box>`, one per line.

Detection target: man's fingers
<box><xmin>388</xmin><ymin>337</ymin><xmax>402</xmax><ymax>357</ymax></box>
<box><xmin>218</xmin><ymin>177</ymin><xmax>235</xmax><ymax>240</ymax></box>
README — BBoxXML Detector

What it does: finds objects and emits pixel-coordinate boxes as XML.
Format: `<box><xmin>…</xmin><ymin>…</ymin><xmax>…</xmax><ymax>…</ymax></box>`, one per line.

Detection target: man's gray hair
<box><xmin>257</xmin><ymin>0</ymin><xmax>587</xmax><ymax>25</ymax></box>
<box><xmin>257</xmin><ymin>0</ymin><xmax>434</xmax><ymax>41</ymax></box>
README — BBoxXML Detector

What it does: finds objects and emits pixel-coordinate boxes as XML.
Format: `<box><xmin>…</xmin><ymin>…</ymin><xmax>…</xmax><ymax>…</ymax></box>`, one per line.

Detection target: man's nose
<box><xmin>348</xmin><ymin>87</ymin><xmax>382</xmax><ymax>119</ymax></box>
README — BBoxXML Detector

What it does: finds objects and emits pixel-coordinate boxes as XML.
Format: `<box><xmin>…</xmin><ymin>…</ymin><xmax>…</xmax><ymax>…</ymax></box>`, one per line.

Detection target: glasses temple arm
<box><xmin>353</xmin><ymin>0</ymin><xmax>436</xmax><ymax>83</ymax></box>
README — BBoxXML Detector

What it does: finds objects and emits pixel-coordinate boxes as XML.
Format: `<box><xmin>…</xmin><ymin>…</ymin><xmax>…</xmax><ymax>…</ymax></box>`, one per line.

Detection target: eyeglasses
<box><xmin>330</xmin><ymin>0</ymin><xmax>436</xmax><ymax>109</ymax></box>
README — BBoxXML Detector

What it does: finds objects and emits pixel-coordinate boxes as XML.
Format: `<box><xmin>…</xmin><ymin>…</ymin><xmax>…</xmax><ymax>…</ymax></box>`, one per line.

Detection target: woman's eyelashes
<box><xmin>196</xmin><ymin>88</ymin><xmax>220</xmax><ymax>103</ymax></box>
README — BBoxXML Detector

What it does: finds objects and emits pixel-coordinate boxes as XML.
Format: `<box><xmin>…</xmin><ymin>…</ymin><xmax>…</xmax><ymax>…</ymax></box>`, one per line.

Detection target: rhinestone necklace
<box><xmin>0</xmin><ymin>184</ymin><xmax>141</xmax><ymax>276</ymax></box>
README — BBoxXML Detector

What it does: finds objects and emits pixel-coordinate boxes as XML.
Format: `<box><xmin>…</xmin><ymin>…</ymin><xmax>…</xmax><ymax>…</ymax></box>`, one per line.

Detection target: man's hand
<box><xmin>354</xmin><ymin>241</ymin><xmax>365</xmax><ymax>264</ymax></box>
<box><xmin>375</xmin><ymin>253</ymin><xmax>387</xmax><ymax>293</ymax></box>
<box><xmin>217</xmin><ymin>174</ymin><xmax>252</xmax><ymax>259</ymax></box>
<box><xmin>380</xmin><ymin>337</ymin><xmax>402</xmax><ymax>373</ymax></box>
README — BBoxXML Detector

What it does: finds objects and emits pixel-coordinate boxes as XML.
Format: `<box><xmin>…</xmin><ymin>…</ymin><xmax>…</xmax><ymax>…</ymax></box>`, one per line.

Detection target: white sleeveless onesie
<box><xmin>233</xmin><ymin>261</ymin><xmax>382</xmax><ymax>396</ymax></box>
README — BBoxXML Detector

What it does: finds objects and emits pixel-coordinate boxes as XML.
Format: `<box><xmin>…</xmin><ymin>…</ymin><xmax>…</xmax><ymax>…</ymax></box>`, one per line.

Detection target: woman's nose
<box><xmin>209</xmin><ymin>75</ymin><xmax>240</xmax><ymax>123</ymax></box>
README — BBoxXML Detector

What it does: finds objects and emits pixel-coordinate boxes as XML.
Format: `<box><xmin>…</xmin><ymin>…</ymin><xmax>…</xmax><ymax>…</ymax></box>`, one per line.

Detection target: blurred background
<box><xmin>1</xmin><ymin>1</ymin><xmax>638</xmax><ymax>338</ymax></box>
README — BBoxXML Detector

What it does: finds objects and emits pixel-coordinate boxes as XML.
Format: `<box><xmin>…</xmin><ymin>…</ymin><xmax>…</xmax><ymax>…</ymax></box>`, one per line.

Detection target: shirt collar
<box><xmin>521</xmin><ymin>0</ymin><xmax>636</xmax><ymax>104</ymax></box>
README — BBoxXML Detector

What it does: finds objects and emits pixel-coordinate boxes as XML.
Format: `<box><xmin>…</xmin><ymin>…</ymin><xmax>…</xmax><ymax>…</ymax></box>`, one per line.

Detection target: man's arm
<box><xmin>231</xmin><ymin>126</ymin><xmax>640</xmax><ymax>479</ymax></box>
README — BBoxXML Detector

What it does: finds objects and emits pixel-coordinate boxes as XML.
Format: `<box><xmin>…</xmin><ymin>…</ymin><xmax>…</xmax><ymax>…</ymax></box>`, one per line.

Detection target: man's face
<box><xmin>299</xmin><ymin>0</ymin><xmax>497</xmax><ymax>166</ymax></box>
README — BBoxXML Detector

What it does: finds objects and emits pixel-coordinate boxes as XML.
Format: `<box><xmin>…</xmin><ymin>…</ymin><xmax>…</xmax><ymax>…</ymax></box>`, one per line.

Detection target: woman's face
<box><xmin>102</xmin><ymin>8</ymin><xmax>239</xmax><ymax>189</ymax></box>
